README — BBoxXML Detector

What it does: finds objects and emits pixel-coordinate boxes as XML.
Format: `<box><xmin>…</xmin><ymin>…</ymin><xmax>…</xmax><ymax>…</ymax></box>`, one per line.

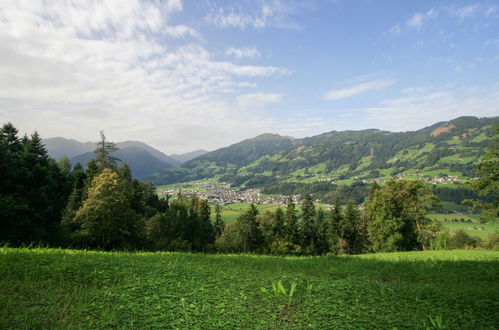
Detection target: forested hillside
<box><xmin>151</xmin><ymin>116</ymin><xmax>498</xmax><ymax>188</ymax></box>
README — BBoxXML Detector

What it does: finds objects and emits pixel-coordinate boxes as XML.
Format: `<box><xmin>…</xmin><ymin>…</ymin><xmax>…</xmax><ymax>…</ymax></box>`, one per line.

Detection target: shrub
<box><xmin>449</xmin><ymin>230</ymin><xmax>481</xmax><ymax>249</ymax></box>
<box><xmin>482</xmin><ymin>233</ymin><xmax>499</xmax><ymax>250</ymax></box>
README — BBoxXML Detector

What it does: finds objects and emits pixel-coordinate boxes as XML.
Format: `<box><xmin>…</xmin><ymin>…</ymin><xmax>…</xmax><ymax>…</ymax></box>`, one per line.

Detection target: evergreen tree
<box><xmin>340</xmin><ymin>201</ymin><xmax>361</xmax><ymax>254</ymax></box>
<box><xmin>300</xmin><ymin>194</ymin><xmax>317</xmax><ymax>253</ymax></box>
<box><xmin>235</xmin><ymin>203</ymin><xmax>262</xmax><ymax>252</ymax></box>
<box><xmin>326</xmin><ymin>198</ymin><xmax>342</xmax><ymax>254</ymax></box>
<box><xmin>314</xmin><ymin>208</ymin><xmax>329</xmax><ymax>254</ymax></box>
<box><xmin>214</xmin><ymin>204</ymin><xmax>225</xmax><ymax>238</ymax></box>
<box><xmin>0</xmin><ymin>123</ymin><xmax>28</xmax><ymax>244</ymax></box>
<box><xmin>61</xmin><ymin>164</ymin><xmax>88</xmax><ymax>233</ymax></box>
<box><xmin>274</xmin><ymin>207</ymin><xmax>285</xmax><ymax>241</ymax></box>
<box><xmin>259</xmin><ymin>210</ymin><xmax>276</xmax><ymax>252</ymax></box>
<box><xmin>94</xmin><ymin>131</ymin><xmax>119</xmax><ymax>171</ymax></box>
<box><xmin>0</xmin><ymin>125</ymin><xmax>71</xmax><ymax>245</ymax></box>
<box><xmin>284</xmin><ymin>196</ymin><xmax>300</xmax><ymax>246</ymax></box>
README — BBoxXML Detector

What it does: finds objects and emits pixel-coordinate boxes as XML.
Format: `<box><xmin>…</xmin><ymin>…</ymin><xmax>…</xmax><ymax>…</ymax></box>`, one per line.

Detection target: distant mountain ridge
<box><xmin>150</xmin><ymin>116</ymin><xmax>499</xmax><ymax>188</ymax></box>
<box><xmin>169</xmin><ymin>149</ymin><xmax>209</xmax><ymax>164</ymax></box>
<box><xmin>70</xmin><ymin>147</ymin><xmax>175</xmax><ymax>180</ymax></box>
<box><xmin>42</xmin><ymin>138</ymin><xmax>200</xmax><ymax>180</ymax></box>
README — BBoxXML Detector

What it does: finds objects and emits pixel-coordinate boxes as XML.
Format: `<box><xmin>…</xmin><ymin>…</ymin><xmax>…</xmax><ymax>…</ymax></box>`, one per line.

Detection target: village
<box><xmin>161</xmin><ymin>180</ymin><xmax>301</xmax><ymax>205</ymax></box>
<box><xmin>160</xmin><ymin>172</ymin><xmax>465</xmax><ymax>206</ymax></box>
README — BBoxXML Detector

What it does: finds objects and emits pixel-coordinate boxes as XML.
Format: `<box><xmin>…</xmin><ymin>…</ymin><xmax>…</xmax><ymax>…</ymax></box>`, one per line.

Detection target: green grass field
<box><xmin>1</xmin><ymin>248</ymin><xmax>498</xmax><ymax>328</ymax></box>
<box><xmin>429</xmin><ymin>213</ymin><xmax>499</xmax><ymax>239</ymax></box>
<box><xmin>216</xmin><ymin>203</ymin><xmax>284</xmax><ymax>224</ymax></box>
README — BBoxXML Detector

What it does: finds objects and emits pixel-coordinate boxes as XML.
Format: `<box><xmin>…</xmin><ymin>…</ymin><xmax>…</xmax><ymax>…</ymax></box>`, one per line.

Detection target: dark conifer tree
<box><xmin>284</xmin><ymin>196</ymin><xmax>300</xmax><ymax>246</ymax></box>
<box><xmin>340</xmin><ymin>200</ymin><xmax>361</xmax><ymax>254</ymax></box>
<box><xmin>235</xmin><ymin>203</ymin><xmax>262</xmax><ymax>252</ymax></box>
<box><xmin>314</xmin><ymin>208</ymin><xmax>329</xmax><ymax>254</ymax></box>
<box><xmin>300</xmin><ymin>194</ymin><xmax>317</xmax><ymax>253</ymax></box>
<box><xmin>274</xmin><ymin>207</ymin><xmax>285</xmax><ymax>241</ymax></box>
<box><xmin>94</xmin><ymin>131</ymin><xmax>119</xmax><ymax>171</ymax></box>
<box><xmin>214</xmin><ymin>204</ymin><xmax>225</xmax><ymax>238</ymax></box>
<box><xmin>326</xmin><ymin>198</ymin><xmax>342</xmax><ymax>254</ymax></box>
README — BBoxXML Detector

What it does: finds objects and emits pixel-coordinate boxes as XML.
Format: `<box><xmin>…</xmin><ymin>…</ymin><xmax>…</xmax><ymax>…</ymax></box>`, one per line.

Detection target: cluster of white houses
<box><xmin>161</xmin><ymin>181</ymin><xmax>300</xmax><ymax>205</ymax></box>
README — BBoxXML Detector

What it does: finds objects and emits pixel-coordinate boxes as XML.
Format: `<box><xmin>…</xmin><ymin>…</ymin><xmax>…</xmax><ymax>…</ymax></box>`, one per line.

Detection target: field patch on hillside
<box><xmin>1</xmin><ymin>248</ymin><xmax>497</xmax><ymax>329</ymax></box>
<box><xmin>430</xmin><ymin>213</ymin><xmax>499</xmax><ymax>239</ymax></box>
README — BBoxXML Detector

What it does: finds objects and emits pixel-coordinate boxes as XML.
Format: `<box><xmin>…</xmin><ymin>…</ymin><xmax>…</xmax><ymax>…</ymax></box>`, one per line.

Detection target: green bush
<box><xmin>449</xmin><ymin>230</ymin><xmax>481</xmax><ymax>249</ymax></box>
<box><xmin>482</xmin><ymin>233</ymin><xmax>499</xmax><ymax>250</ymax></box>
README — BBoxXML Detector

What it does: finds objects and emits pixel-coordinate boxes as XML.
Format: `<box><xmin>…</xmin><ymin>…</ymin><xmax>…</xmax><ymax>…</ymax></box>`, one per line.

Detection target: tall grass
<box><xmin>1</xmin><ymin>247</ymin><xmax>497</xmax><ymax>328</ymax></box>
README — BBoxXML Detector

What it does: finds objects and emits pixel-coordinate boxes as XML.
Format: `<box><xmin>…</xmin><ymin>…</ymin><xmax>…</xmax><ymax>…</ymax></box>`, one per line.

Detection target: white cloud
<box><xmin>204</xmin><ymin>0</ymin><xmax>298</xmax><ymax>30</ymax></box>
<box><xmin>324</xmin><ymin>79</ymin><xmax>396</xmax><ymax>101</ymax></box>
<box><xmin>449</xmin><ymin>4</ymin><xmax>479</xmax><ymax>19</ymax></box>
<box><xmin>226</xmin><ymin>47</ymin><xmax>262</xmax><ymax>59</ymax></box>
<box><xmin>389</xmin><ymin>24</ymin><xmax>402</xmax><ymax>35</ymax></box>
<box><xmin>205</xmin><ymin>10</ymin><xmax>265</xmax><ymax>29</ymax></box>
<box><xmin>237</xmin><ymin>93</ymin><xmax>282</xmax><ymax>109</ymax></box>
<box><xmin>0</xmin><ymin>0</ymin><xmax>290</xmax><ymax>153</ymax></box>
<box><xmin>407</xmin><ymin>8</ymin><xmax>438</xmax><ymax>30</ymax></box>
<box><xmin>360</xmin><ymin>85</ymin><xmax>499</xmax><ymax>131</ymax></box>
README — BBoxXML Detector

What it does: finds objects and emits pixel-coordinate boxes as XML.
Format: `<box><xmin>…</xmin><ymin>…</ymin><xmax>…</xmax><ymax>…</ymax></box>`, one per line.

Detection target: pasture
<box><xmin>429</xmin><ymin>213</ymin><xmax>499</xmax><ymax>239</ymax></box>
<box><xmin>1</xmin><ymin>248</ymin><xmax>497</xmax><ymax>328</ymax></box>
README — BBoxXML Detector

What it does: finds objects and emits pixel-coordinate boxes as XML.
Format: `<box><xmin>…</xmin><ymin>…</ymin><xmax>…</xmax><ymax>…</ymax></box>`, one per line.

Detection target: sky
<box><xmin>0</xmin><ymin>0</ymin><xmax>498</xmax><ymax>154</ymax></box>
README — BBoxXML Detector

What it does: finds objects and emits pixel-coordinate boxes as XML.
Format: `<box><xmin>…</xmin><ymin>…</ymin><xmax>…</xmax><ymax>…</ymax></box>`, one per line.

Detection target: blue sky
<box><xmin>0</xmin><ymin>0</ymin><xmax>498</xmax><ymax>153</ymax></box>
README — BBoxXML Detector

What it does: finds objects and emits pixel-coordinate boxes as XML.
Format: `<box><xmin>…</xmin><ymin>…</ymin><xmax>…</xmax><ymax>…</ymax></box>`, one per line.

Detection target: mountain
<box><xmin>43</xmin><ymin>137</ymin><xmax>95</xmax><ymax>160</ymax></box>
<box><xmin>149</xmin><ymin>133</ymin><xmax>297</xmax><ymax>184</ymax></box>
<box><xmin>169</xmin><ymin>149</ymin><xmax>209</xmax><ymax>164</ymax></box>
<box><xmin>43</xmin><ymin>137</ymin><xmax>178</xmax><ymax>180</ymax></box>
<box><xmin>116</xmin><ymin>141</ymin><xmax>180</xmax><ymax>166</ymax></box>
<box><xmin>71</xmin><ymin>146</ymin><xmax>174</xmax><ymax>180</ymax></box>
<box><xmin>43</xmin><ymin>137</ymin><xmax>180</xmax><ymax>166</ymax></box>
<box><xmin>150</xmin><ymin>116</ymin><xmax>499</xmax><ymax>190</ymax></box>
<box><xmin>148</xmin><ymin>133</ymin><xmax>296</xmax><ymax>184</ymax></box>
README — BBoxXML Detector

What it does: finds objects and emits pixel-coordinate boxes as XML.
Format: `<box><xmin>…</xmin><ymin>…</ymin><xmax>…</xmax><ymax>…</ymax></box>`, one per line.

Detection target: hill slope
<box><xmin>71</xmin><ymin>147</ymin><xmax>174</xmax><ymax>180</ymax></box>
<box><xmin>151</xmin><ymin>116</ymin><xmax>499</xmax><ymax>187</ymax></box>
<box><xmin>43</xmin><ymin>137</ymin><xmax>95</xmax><ymax>160</ymax></box>
<box><xmin>169</xmin><ymin>149</ymin><xmax>209</xmax><ymax>164</ymax></box>
<box><xmin>149</xmin><ymin>133</ymin><xmax>296</xmax><ymax>184</ymax></box>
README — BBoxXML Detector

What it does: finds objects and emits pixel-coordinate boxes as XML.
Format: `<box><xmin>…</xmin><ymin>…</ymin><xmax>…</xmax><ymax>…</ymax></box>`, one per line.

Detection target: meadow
<box><xmin>218</xmin><ymin>201</ymin><xmax>498</xmax><ymax>240</ymax></box>
<box><xmin>428</xmin><ymin>213</ymin><xmax>499</xmax><ymax>239</ymax></box>
<box><xmin>1</xmin><ymin>248</ymin><xmax>497</xmax><ymax>329</ymax></box>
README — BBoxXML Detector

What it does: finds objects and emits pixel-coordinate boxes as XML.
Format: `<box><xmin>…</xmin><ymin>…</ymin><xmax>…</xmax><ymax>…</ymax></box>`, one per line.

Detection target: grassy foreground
<box><xmin>0</xmin><ymin>248</ymin><xmax>498</xmax><ymax>329</ymax></box>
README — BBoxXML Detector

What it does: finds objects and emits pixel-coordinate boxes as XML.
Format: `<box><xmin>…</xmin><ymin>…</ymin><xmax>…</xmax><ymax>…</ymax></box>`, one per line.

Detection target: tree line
<box><xmin>215</xmin><ymin>180</ymin><xmax>473</xmax><ymax>254</ymax></box>
<box><xmin>0</xmin><ymin>123</ymin><xmax>217</xmax><ymax>251</ymax></box>
<box><xmin>1</xmin><ymin>123</ymin><xmax>496</xmax><ymax>253</ymax></box>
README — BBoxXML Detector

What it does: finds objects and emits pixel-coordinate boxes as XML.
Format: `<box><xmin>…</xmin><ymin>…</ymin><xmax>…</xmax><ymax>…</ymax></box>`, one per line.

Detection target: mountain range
<box><xmin>149</xmin><ymin>116</ymin><xmax>499</xmax><ymax>191</ymax></box>
<box><xmin>44</xmin><ymin>116</ymin><xmax>498</xmax><ymax>190</ymax></box>
<box><xmin>43</xmin><ymin>137</ymin><xmax>208</xmax><ymax>180</ymax></box>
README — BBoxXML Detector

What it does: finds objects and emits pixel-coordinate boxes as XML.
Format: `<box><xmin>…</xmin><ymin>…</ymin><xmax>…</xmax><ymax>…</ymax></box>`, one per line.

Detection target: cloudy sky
<box><xmin>1</xmin><ymin>0</ymin><xmax>498</xmax><ymax>153</ymax></box>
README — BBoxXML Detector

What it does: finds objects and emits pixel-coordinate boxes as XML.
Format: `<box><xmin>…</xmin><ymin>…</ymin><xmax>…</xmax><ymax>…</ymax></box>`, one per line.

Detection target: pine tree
<box><xmin>300</xmin><ymin>194</ymin><xmax>317</xmax><ymax>253</ymax></box>
<box><xmin>274</xmin><ymin>207</ymin><xmax>285</xmax><ymax>240</ymax></box>
<box><xmin>341</xmin><ymin>200</ymin><xmax>360</xmax><ymax>254</ymax></box>
<box><xmin>314</xmin><ymin>208</ymin><xmax>329</xmax><ymax>254</ymax></box>
<box><xmin>284</xmin><ymin>196</ymin><xmax>300</xmax><ymax>246</ymax></box>
<box><xmin>0</xmin><ymin>126</ymin><xmax>71</xmax><ymax>245</ymax></box>
<box><xmin>235</xmin><ymin>203</ymin><xmax>262</xmax><ymax>252</ymax></box>
<box><xmin>326</xmin><ymin>198</ymin><xmax>342</xmax><ymax>254</ymax></box>
<box><xmin>94</xmin><ymin>131</ymin><xmax>119</xmax><ymax>171</ymax></box>
<box><xmin>214</xmin><ymin>204</ymin><xmax>225</xmax><ymax>238</ymax></box>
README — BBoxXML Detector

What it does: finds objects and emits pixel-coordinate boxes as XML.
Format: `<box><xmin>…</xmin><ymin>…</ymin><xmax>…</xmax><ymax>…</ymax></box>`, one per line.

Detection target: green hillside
<box><xmin>1</xmin><ymin>248</ymin><xmax>497</xmax><ymax>329</ymax></box>
<box><xmin>150</xmin><ymin>116</ymin><xmax>498</xmax><ymax>204</ymax></box>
